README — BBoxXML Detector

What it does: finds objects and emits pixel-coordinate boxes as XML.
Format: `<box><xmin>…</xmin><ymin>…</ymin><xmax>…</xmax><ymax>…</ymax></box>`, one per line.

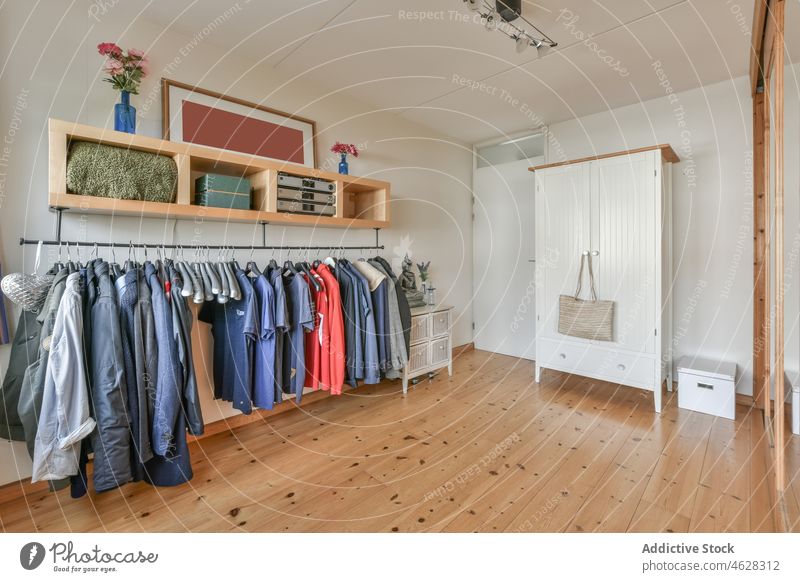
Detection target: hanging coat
<box><xmin>169</xmin><ymin>265</ymin><xmax>203</xmax><ymax>436</ymax></box>
<box><xmin>0</xmin><ymin>309</ymin><xmax>40</xmax><ymax>441</ymax></box>
<box><xmin>31</xmin><ymin>273</ymin><xmax>96</xmax><ymax>482</ymax></box>
<box><xmin>89</xmin><ymin>261</ymin><xmax>133</xmax><ymax>492</ymax></box>
<box><xmin>143</xmin><ymin>263</ymin><xmax>192</xmax><ymax>487</ymax></box>
<box><xmin>118</xmin><ymin>268</ymin><xmax>153</xmax><ymax>481</ymax></box>
<box><xmin>373</xmin><ymin>256</ymin><xmax>412</xmax><ymax>353</ymax></box>
<box><xmin>17</xmin><ymin>268</ymin><xmax>68</xmax><ymax>456</ymax></box>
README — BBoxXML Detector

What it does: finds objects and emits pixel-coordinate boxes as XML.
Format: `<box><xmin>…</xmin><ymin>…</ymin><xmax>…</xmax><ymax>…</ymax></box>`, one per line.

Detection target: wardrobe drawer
<box><xmin>537</xmin><ymin>339</ymin><xmax>655</xmax><ymax>389</ymax></box>
<box><xmin>407</xmin><ymin>342</ymin><xmax>430</xmax><ymax>373</ymax></box>
<box><xmin>431</xmin><ymin>310</ymin><xmax>451</xmax><ymax>337</ymax></box>
<box><xmin>536</xmin><ymin>339</ymin><xmax>591</xmax><ymax>370</ymax></box>
<box><xmin>588</xmin><ymin>350</ymin><xmax>655</xmax><ymax>388</ymax></box>
<box><xmin>430</xmin><ymin>337</ymin><xmax>449</xmax><ymax>365</ymax></box>
<box><xmin>410</xmin><ymin>315</ymin><xmax>430</xmax><ymax>344</ymax></box>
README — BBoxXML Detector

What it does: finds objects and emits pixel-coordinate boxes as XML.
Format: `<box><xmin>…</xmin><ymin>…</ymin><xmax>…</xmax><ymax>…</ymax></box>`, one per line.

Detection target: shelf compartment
<box><xmin>48</xmin><ymin>119</ymin><xmax>390</xmax><ymax>229</ymax></box>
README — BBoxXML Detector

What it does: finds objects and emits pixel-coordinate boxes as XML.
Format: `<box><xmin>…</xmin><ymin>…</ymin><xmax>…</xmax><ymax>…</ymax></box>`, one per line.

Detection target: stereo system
<box><xmin>277</xmin><ymin>199</ymin><xmax>336</xmax><ymax>216</ymax></box>
<box><xmin>277</xmin><ymin>172</ymin><xmax>337</xmax><ymax>217</ymax></box>
<box><xmin>277</xmin><ymin>172</ymin><xmax>335</xmax><ymax>193</ymax></box>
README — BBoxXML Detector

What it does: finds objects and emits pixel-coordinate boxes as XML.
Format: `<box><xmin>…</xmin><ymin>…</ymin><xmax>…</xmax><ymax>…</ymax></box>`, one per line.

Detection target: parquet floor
<box><xmin>0</xmin><ymin>348</ymin><xmax>791</xmax><ymax>532</ymax></box>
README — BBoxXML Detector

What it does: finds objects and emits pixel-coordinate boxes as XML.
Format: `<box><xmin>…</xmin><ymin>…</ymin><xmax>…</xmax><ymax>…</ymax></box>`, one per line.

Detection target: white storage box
<box><xmin>677</xmin><ymin>357</ymin><xmax>736</xmax><ymax>420</ymax></box>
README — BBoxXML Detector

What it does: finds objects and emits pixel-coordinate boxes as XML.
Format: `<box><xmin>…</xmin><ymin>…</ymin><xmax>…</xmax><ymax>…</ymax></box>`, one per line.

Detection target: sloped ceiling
<box><xmin>133</xmin><ymin>0</ymin><xmax>798</xmax><ymax>143</ymax></box>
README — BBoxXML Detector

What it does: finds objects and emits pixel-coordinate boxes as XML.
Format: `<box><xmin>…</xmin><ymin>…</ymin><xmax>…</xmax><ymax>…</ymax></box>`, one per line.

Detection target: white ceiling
<box><xmin>133</xmin><ymin>0</ymin><xmax>798</xmax><ymax>144</ymax></box>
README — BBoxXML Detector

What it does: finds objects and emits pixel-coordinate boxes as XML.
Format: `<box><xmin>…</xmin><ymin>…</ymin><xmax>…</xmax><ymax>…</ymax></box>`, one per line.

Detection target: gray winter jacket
<box><xmin>89</xmin><ymin>261</ymin><xmax>133</xmax><ymax>491</ymax></box>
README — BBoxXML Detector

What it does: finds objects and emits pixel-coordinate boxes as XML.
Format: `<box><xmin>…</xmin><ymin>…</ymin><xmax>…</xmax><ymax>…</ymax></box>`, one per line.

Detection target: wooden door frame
<box><xmin>751</xmin><ymin>0</ymin><xmax>786</xmax><ymax>492</ymax></box>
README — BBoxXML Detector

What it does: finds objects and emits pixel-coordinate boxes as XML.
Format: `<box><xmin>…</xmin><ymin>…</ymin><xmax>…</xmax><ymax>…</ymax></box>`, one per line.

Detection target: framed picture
<box><xmin>161</xmin><ymin>78</ymin><xmax>317</xmax><ymax>168</ymax></box>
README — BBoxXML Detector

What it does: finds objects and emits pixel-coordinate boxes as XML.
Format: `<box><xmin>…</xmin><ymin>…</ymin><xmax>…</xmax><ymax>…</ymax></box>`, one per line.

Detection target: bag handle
<box><xmin>573</xmin><ymin>252</ymin><xmax>598</xmax><ymax>302</ymax></box>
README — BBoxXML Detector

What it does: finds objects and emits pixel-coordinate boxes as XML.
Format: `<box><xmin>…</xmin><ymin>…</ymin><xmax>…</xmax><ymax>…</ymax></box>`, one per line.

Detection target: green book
<box><xmin>194</xmin><ymin>190</ymin><xmax>251</xmax><ymax>210</ymax></box>
<box><xmin>195</xmin><ymin>173</ymin><xmax>251</xmax><ymax>195</ymax></box>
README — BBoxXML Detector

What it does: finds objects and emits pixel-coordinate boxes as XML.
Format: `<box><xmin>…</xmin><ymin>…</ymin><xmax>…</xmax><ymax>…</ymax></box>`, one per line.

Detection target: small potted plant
<box><xmin>416</xmin><ymin>261</ymin><xmax>430</xmax><ymax>292</ymax></box>
<box><xmin>330</xmin><ymin>141</ymin><xmax>359</xmax><ymax>175</ymax></box>
<box><xmin>97</xmin><ymin>43</ymin><xmax>148</xmax><ymax>134</ymax></box>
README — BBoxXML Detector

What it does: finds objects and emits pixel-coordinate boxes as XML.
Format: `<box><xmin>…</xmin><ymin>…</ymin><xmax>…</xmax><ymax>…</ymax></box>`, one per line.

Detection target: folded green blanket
<box><xmin>66</xmin><ymin>140</ymin><xmax>177</xmax><ymax>203</ymax></box>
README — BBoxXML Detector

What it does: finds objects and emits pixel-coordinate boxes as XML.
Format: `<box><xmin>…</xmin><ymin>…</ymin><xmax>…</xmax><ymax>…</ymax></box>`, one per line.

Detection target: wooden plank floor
<box><xmin>0</xmin><ymin>348</ymin><xmax>789</xmax><ymax>532</ymax></box>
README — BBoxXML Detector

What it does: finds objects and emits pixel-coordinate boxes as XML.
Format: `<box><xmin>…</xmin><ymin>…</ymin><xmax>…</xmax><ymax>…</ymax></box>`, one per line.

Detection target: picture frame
<box><xmin>161</xmin><ymin>78</ymin><xmax>317</xmax><ymax>168</ymax></box>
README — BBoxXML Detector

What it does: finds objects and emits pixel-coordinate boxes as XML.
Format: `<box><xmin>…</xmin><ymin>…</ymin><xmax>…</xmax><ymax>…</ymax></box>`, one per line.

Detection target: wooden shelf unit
<box><xmin>48</xmin><ymin>118</ymin><xmax>390</xmax><ymax>229</ymax></box>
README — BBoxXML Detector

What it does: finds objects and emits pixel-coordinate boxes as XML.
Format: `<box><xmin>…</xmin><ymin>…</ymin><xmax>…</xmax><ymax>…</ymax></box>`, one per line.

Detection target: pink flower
<box><xmin>330</xmin><ymin>141</ymin><xmax>359</xmax><ymax>157</ymax></box>
<box><xmin>128</xmin><ymin>48</ymin><xmax>146</xmax><ymax>61</ymax></box>
<box><xmin>137</xmin><ymin>61</ymin><xmax>149</xmax><ymax>76</ymax></box>
<box><xmin>97</xmin><ymin>42</ymin><xmax>122</xmax><ymax>57</ymax></box>
<box><xmin>104</xmin><ymin>59</ymin><xmax>124</xmax><ymax>76</ymax></box>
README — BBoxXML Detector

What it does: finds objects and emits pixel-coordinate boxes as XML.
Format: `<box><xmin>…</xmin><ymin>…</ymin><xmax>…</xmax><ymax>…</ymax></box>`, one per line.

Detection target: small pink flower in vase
<box><xmin>331</xmin><ymin>141</ymin><xmax>359</xmax><ymax>175</ymax></box>
<box><xmin>97</xmin><ymin>42</ymin><xmax>148</xmax><ymax>133</ymax></box>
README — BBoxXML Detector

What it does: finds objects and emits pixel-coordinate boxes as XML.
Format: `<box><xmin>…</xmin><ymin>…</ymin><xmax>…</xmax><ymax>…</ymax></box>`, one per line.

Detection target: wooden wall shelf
<box><xmin>48</xmin><ymin>119</ymin><xmax>391</xmax><ymax>229</ymax></box>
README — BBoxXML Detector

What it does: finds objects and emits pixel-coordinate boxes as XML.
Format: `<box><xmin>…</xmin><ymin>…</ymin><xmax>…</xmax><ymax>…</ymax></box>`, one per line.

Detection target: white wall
<box><xmin>545</xmin><ymin>65</ymin><xmax>800</xmax><ymax>397</ymax></box>
<box><xmin>0</xmin><ymin>2</ymin><xmax>473</xmax><ymax>486</ymax></box>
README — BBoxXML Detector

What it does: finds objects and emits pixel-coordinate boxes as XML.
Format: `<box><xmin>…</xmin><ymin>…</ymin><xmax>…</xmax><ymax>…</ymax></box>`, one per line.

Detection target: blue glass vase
<box><xmin>338</xmin><ymin>153</ymin><xmax>349</xmax><ymax>175</ymax></box>
<box><xmin>114</xmin><ymin>90</ymin><xmax>136</xmax><ymax>134</ymax></box>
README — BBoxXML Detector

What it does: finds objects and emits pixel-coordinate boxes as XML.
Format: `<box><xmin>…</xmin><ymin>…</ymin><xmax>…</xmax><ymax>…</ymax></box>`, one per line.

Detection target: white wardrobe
<box><xmin>532</xmin><ymin>146</ymin><xmax>676</xmax><ymax>412</ymax></box>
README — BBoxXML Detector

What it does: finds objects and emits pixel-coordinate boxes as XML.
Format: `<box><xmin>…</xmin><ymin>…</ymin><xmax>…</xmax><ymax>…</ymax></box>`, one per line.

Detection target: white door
<box><xmin>534</xmin><ymin>162</ymin><xmax>592</xmax><ymax>342</ymax></box>
<box><xmin>591</xmin><ymin>152</ymin><xmax>657</xmax><ymax>354</ymax></box>
<box><xmin>472</xmin><ymin>158</ymin><xmax>537</xmax><ymax>359</ymax></box>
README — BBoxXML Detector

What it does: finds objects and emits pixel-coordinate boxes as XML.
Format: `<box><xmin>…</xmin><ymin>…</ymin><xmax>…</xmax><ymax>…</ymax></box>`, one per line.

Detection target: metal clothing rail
<box><xmin>18</xmin><ymin>208</ymin><xmax>384</xmax><ymax>252</ymax></box>
<box><xmin>18</xmin><ymin>238</ymin><xmax>384</xmax><ymax>252</ymax></box>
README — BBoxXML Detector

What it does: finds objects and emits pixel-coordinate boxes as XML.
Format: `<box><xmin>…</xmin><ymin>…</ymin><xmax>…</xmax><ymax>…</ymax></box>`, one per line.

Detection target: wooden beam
<box><xmin>764</xmin><ymin>79</ymin><xmax>773</xmax><ymax>417</ymax></box>
<box><xmin>528</xmin><ymin>144</ymin><xmax>678</xmax><ymax>172</ymax></box>
<box><xmin>773</xmin><ymin>0</ymin><xmax>785</xmax><ymax>492</ymax></box>
<box><xmin>750</xmin><ymin>0</ymin><xmax>769</xmax><ymax>94</ymax></box>
<box><xmin>753</xmin><ymin>89</ymin><xmax>768</xmax><ymax>410</ymax></box>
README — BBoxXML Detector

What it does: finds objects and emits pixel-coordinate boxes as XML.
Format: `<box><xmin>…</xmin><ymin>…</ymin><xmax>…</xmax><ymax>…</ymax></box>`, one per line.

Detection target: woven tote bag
<box><xmin>558</xmin><ymin>253</ymin><xmax>614</xmax><ymax>341</ymax></box>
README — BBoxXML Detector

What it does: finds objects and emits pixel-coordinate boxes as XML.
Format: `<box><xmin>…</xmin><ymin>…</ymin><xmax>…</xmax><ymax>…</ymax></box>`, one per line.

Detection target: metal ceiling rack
<box><xmin>18</xmin><ymin>208</ymin><xmax>384</xmax><ymax>252</ymax></box>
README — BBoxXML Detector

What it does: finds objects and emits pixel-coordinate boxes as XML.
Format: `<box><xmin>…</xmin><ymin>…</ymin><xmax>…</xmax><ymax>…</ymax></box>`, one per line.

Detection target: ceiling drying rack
<box><xmin>18</xmin><ymin>208</ymin><xmax>384</xmax><ymax>253</ymax></box>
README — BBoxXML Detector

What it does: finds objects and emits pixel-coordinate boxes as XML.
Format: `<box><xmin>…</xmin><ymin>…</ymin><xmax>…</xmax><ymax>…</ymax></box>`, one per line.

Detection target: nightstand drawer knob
<box><xmin>559</xmin><ymin>353</ymin><xmax>566</xmax><ymax>359</ymax></box>
<box><xmin>617</xmin><ymin>364</ymin><xmax>626</xmax><ymax>371</ymax></box>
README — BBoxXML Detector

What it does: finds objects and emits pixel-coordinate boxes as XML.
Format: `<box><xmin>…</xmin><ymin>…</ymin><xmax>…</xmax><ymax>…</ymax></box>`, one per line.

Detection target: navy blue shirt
<box><xmin>252</xmin><ymin>274</ymin><xmax>277</xmax><ymax>409</ymax></box>
<box><xmin>199</xmin><ymin>269</ymin><xmax>258</xmax><ymax>414</ymax></box>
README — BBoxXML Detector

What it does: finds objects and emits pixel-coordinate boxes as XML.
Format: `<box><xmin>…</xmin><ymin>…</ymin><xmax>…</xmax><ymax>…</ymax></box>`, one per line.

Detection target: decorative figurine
<box><xmin>400</xmin><ymin>254</ymin><xmax>426</xmax><ymax>307</ymax></box>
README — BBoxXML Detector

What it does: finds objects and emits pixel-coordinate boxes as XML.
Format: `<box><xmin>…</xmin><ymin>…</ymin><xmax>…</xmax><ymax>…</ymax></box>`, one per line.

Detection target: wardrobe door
<box><xmin>590</xmin><ymin>152</ymin><xmax>657</xmax><ymax>354</ymax></box>
<box><xmin>535</xmin><ymin>162</ymin><xmax>591</xmax><ymax>342</ymax></box>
